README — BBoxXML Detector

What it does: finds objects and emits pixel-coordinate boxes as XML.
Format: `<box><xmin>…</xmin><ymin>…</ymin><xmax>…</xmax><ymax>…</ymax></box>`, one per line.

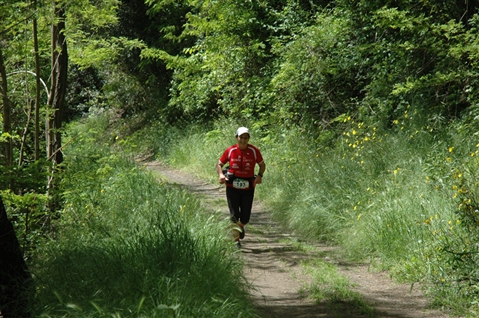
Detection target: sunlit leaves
<box><xmin>269</xmin><ymin>9</ymin><xmax>359</xmax><ymax>127</ymax></box>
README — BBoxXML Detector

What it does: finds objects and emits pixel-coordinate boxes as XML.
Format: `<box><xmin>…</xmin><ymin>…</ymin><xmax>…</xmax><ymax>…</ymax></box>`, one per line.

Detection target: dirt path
<box><xmin>144</xmin><ymin>161</ymin><xmax>450</xmax><ymax>318</ymax></box>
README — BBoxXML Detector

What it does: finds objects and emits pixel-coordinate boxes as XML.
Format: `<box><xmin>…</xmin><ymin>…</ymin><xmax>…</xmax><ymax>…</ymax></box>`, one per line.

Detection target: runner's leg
<box><xmin>238</xmin><ymin>188</ymin><xmax>255</xmax><ymax>225</ymax></box>
<box><xmin>226</xmin><ymin>187</ymin><xmax>242</xmax><ymax>241</ymax></box>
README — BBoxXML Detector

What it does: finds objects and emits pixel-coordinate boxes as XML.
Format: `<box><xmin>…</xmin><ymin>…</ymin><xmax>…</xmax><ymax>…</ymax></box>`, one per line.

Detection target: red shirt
<box><xmin>219</xmin><ymin>144</ymin><xmax>264</xmax><ymax>180</ymax></box>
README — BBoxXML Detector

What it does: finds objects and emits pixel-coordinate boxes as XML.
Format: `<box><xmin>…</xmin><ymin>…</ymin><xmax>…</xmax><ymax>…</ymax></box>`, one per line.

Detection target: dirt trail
<box><xmin>144</xmin><ymin>161</ymin><xmax>450</xmax><ymax>318</ymax></box>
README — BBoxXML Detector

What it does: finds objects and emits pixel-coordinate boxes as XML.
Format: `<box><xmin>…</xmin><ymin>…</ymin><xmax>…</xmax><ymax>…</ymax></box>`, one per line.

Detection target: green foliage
<box><xmin>336</xmin><ymin>0</ymin><xmax>479</xmax><ymax>26</ymax></box>
<box><xmin>66</xmin><ymin>0</ymin><xmax>119</xmax><ymax>31</ymax></box>
<box><xmin>32</xmin><ymin>114</ymin><xmax>256</xmax><ymax>317</ymax></box>
<box><xmin>406</xmin><ymin>120</ymin><xmax>479</xmax><ymax>314</ymax></box>
<box><xmin>0</xmin><ymin>159</ymin><xmax>50</xmax><ymax>253</ymax></box>
<box><xmin>1</xmin><ymin>189</ymin><xmax>48</xmax><ymax>254</ymax></box>
<box><xmin>147</xmin><ymin>1</ymin><xmax>324</xmax><ymax>121</ymax></box>
<box><xmin>114</xmin><ymin>120</ymin><xmax>178</xmax><ymax>159</ymax></box>
<box><xmin>364</xmin><ymin>8</ymin><xmax>468</xmax><ymax>121</ymax></box>
<box><xmin>9</xmin><ymin>0</ymin><xmax>479</xmax><ymax>315</ymax></box>
<box><xmin>268</xmin><ymin>9</ymin><xmax>362</xmax><ymax>129</ymax></box>
<box><xmin>67</xmin><ymin>0</ymin><xmax>120</xmax><ymax>68</ymax></box>
<box><xmin>169</xmin><ymin>0</ymin><xmax>271</xmax><ymax>117</ymax></box>
<box><xmin>136</xmin><ymin>0</ymin><xmax>479</xmax><ymax>132</ymax></box>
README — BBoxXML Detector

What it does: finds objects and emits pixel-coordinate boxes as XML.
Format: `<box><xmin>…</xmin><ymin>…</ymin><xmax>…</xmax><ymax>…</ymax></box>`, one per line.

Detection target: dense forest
<box><xmin>3</xmin><ymin>0</ymin><xmax>479</xmax><ymax>316</ymax></box>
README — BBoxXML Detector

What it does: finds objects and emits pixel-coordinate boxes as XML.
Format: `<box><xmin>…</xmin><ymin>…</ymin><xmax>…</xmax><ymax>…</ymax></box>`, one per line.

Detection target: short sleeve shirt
<box><xmin>219</xmin><ymin>144</ymin><xmax>264</xmax><ymax>180</ymax></box>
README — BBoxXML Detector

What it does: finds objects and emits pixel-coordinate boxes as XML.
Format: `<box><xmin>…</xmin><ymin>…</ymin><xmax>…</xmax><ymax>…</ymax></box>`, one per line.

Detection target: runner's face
<box><xmin>236</xmin><ymin>133</ymin><xmax>250</xmax><ymax>148</ymax></box>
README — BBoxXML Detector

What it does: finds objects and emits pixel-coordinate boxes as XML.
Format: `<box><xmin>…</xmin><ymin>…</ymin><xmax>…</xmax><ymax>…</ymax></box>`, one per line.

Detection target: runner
<box><xmin>216</xmin><ymin>127</ymin><xmax>266</xmax><ymax>248</ymax></box>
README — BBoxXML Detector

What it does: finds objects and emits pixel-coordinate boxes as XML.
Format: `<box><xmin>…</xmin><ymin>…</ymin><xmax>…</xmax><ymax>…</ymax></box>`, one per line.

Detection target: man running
<box><xmin>216</xmin><ymin>127</ymin><xmax>266</xmax><ymax>248</ymax></box>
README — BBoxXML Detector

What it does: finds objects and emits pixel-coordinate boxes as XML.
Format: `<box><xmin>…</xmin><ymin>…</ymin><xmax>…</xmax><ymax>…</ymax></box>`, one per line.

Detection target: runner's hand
<box><xmin>219</xmin><ymin>174</ymin><xmax>226</xmax><ymax>184</ymax></box>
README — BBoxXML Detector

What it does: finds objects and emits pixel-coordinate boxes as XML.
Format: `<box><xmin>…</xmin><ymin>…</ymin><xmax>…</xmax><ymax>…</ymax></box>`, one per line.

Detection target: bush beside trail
<box><xmin>25</xmin><ymin>117</ymin><xmax>257</xmax><ymax>318</ymax></box>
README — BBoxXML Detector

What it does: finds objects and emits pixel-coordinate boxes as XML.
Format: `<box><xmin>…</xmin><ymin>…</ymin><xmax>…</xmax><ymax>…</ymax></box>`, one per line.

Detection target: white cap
<box><xmin>235</xmin><ymin>127</ymin><xmax>250</xmax><ymax>137</ymax></box>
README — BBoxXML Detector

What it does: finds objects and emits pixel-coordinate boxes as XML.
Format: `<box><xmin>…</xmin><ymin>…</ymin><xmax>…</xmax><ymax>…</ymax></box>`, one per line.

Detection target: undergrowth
<box><xmin>28</xmin><ymin>115</ymin><xmax>258</xmax><ymax>318</ymax></box>
<box><xmin>140</xmin><ymin>113</ymin><xmax>479</xmax><ymax>316</ymax></box>
<box><xmin>28</xmin><ymin>109</ymin><xmax>479</xmax><ymax>316</ymax></box>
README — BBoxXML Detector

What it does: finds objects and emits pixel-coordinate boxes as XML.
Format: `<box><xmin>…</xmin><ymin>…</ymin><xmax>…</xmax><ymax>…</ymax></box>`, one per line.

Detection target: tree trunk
<box><xmin>33</xmin><ymin>0</ymin><xmax>41</xmax><ymax>161</ymax></box>
<box><xmin>18</xmin><ymin>100</ymin><xmax>33</xmax><ymax>167</ymax></box>
<box><xmin>0</xmin><ymin>46</ymin><xmax>13</xmax><ymax>190</ymax></box>
<box><xmin>0</xmin><ymin>46</ymin><xmax>12</xmax><ymax>166</ymax></box>
<box><xmin>46</xmin><ymin>2</ymin><xmax>68</xmax><ymax>166</ymax></box>
<box><xmin>0</xmin><ymin>196</ymin><xmax>32</xmax><ymax>318</ymax></box>
<box><xmin>46</xmin><ymin>1</ymin><xmax>68</xmax><ymax>210</ymax></box>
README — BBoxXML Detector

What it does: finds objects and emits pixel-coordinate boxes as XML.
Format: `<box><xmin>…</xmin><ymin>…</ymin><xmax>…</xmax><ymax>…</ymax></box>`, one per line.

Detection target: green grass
<box><xmin>140</xmin><ymin>114</ymin><xmax>479</xmax><ymax>315</ymax></box>
<box><xmin>29</xmin><ymin>116</ymin><xmax>259</xmax><ymax>318</ymax></box>
<box><xmin>34</xmin><ymin>112</ymin><xmax>479</xmax><ymax>316</ymax></box>
<box><xmin>301</xmin><ymin>258</ymin><xmax>375</xmax><ymax>317</ymax></box>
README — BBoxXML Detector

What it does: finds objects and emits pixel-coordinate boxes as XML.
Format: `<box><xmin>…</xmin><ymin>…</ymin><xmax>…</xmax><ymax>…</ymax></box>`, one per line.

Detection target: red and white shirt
<box><xmin>219</xmin><ymin>144</ymin><xmax>264</xmax><ymax>182</ymax></box>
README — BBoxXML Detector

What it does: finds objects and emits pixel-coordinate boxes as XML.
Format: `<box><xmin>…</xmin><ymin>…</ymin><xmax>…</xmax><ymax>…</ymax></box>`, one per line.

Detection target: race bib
<box><xmin>233</xmin><ymin>178</ymin><xmax>249</xmax><ymax>189</ymax></box>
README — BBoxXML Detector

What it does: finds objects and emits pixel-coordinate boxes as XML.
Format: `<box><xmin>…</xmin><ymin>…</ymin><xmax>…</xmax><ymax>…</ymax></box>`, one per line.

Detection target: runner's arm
<box><xmin>216</xmin><ymin>161</ymin><xmax>226</xmax><ymax>184</ymax></box>
<box><xmin>255</xmin><ymin>161</ymin><xmax>266</xmax><ymax>184</ymax></box>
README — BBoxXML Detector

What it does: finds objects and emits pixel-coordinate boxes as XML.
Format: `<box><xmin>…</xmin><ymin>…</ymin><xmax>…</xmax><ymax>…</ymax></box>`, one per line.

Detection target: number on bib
<box><xmin>233</xmin><ymin>179</ymin><xmax>249</xmax><ymax>189</ymax></box>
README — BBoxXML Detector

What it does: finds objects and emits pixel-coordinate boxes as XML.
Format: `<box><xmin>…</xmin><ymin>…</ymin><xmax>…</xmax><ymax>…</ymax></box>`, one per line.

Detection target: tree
<box><xmin>44</xmin><ymin>0</ymin><xmax>68</xmax><ymax>211</ymax></box>
<box><xmin>0</xmin><ymin>195</ymin><xmax>32</xmax><ymax>318</ymax></box>
<box><xmin>32</xmin><ymin>0</ymin><xmax>41</xmax><ymax>161</ymax></box>
<box><xmin>46</xmin><ymin>0</ymin><xmax>68</xmax><ymax>166</ymax></box>
<box><xmin>0</xmin><ymin>47</ymin><xmax>12</xmax><ymax>170</ymax></box>
<box><xmin>0</xmin><ymin>0</ymin><xmax>48</xmax><ymax>192</ymax></box>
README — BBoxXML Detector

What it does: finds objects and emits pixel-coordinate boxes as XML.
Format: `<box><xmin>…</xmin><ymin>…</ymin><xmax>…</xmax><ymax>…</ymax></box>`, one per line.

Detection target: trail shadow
<box><xmin>240</xmin><ymin>207</ymin><xmax>448</xmax><ymax>318</ymax></box>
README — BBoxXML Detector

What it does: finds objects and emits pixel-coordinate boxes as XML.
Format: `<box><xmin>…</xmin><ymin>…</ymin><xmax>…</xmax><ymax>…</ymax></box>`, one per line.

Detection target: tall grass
<box><xmin>149</xmin><ymin>114</ymin><xmax>479</xmax><ymax>315</ymax></box>
<box><xmin>142</xmin><ymin>119</ymin><xmax>244</xmax><ymax>183</ymax></box>
<box><xmin>31</xmin><ymin>115</ymin><xmax>257</xmax><ymax>317</ymax></box>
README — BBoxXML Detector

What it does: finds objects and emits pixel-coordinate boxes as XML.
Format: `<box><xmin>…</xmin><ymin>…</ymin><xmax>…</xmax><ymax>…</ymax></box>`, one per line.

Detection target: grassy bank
<box><xmin>28</xmin><ymin>116</ymin><xmax>257</xmax><ymax>317</ymax></box>
<box><xmin>14</xmin><ymin>109</ymin><xmax>478</xmax><ymax>316</ymax></box>
<box><xmin>128</xmin><ymin>116</ymin><xmax>479</xmax><ymax>316</ymax></box>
